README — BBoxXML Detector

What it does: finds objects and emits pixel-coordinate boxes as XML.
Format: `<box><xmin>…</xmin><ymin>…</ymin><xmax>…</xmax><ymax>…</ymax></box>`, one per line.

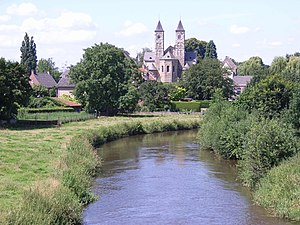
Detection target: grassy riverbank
<box><xmin>0</xmin><ymin>114</ymin><xmax>201</xmax><ymax>224</ymax></box>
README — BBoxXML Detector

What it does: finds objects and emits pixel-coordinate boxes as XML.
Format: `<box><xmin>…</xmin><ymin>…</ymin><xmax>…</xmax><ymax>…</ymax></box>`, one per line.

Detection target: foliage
<box><xmin>185</xmin><ymin>38</ymin><xmax>207</xmax><ymax>59</ymax></box>
<box><xmin>36</xmin><ymin>58</ymin><xmax>61</xmax><ymax>82</ymax></box>
<box><xmin>254</xmin><ymin>153</ymin><xmax>300</xmax><ymax>220</ymax></box>
<box><xmin>183</xmin><ymin>59</ymin><xmax>233</xmax><ymax>100</ymax></box>
<box><xmin>269</xmin><ymin>56</ymin><xmax>288</xmax><ymax>75</ymax></box>
<box><xmin>282</xmin><ymin>56</ymin><xmax>300</xmax><ymax>83</ymax></box>
<box><xmin>0</xmin><ymin>58</ymin><xmax>31</xmax><ymax>120</ymax></box>
<box><xmin>18</xmin><ymin>107</ymin><xmax>73</xmax><ymax>114</ymax></box>
<box><xmin>204</xmin><ymin>40</ymin><xmax>218</xmax><ymax>59</ymax></box>
<box><xmin>166</xmin><ymin>84</ymin><xmax>187</xmax><ymax>101</ymax></box>
<box><xmin>20</xmin><ymin>33</ymin><xmax>37</xmax><ymax>75</ymax></box>
<box><xmin>31</xmin><ymin>85</ymin><xmax>49</xmax><ymax>98</ymax></box>
<box><xmin>238</xmin><ymin>118</ymin><xmax>298</xmax><ymax>189</ymax></box>
<box><xmin>139</xmin><ymin>80</ymin><xmax>171</xmax><ymax>111</ymax></box>
<box><xmin>172</xmin><ymin>100</ymin><xmax>210</xmax><ymax>112</ymax></box>
<box><xmin>237</xmin><ymin>75</ymin><xmax>292</xmax><ymax>118</ymax></box>
<box><xmin>70</xmin><ymin>43</ymin><xmax>141</xmax><ymax>115</ymax></box>
<box><xmin>237</xmin><ymin>56</ymin><xmax>268</xmax><ymax>84</ymax></box>
<box><xmin>118</xmin><ymin>85</ymin><xmax>140</xmax><ymax>113</ymax></box>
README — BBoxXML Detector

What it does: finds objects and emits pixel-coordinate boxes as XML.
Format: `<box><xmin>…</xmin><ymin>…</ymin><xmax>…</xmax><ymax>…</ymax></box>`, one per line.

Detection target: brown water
<box><xmin>83</xmin><ymin>130</ymin><xmax>298</xmax><ymax>225</ymax></box>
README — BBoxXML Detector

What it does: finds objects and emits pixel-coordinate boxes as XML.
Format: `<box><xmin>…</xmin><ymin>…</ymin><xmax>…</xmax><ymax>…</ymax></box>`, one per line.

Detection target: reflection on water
<box><xmin>84</xmin><ymin>130</ymin><xmax>298</xmax><ymax>225</ymax></box>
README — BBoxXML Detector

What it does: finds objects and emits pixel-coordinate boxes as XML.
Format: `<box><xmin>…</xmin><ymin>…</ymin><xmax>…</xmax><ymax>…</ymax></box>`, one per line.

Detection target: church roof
<box><xmin>155</xmin><ymin>20</ymin><xmax>164</xmax><ymax>32</ymax></box>
<box><xmin>31</xmin><ymin>72</ymin><xmax>57</xmax><ymax>88</ymax></box>
<box><xmin>176</xmin><ymin>20</ymin><xmax>185</xmax><ymax>32</ymax></box>
<box><xmin>161</xmin><ymin>50</ymin><xmax>176</xmax><ymax>60</ymax></box>
<box><xmin>144</xmin><ymin>52</ymin><xmax>155</xmax><ymax>61</ymax></box>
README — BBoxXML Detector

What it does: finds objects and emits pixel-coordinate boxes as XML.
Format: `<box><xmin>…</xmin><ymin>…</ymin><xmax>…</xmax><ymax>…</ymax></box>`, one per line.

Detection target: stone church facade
<box><xmin>143</xmin><ymin>20</ymin><xmax>197</xmax><ymax>82</ymax></box>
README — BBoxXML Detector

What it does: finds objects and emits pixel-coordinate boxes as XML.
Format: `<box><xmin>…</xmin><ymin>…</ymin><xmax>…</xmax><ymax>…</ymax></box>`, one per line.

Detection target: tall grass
<box><xmin>6</xmin><ymin>117</ymin><xmax>200</xmax><ymax>224</ymax></box>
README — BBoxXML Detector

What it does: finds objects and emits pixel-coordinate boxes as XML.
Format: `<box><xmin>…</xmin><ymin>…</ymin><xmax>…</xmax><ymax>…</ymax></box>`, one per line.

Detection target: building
<box><xmin>143</xmin><ymin>20</ymin><xmax>197</xmax><ymax>82</ymax></box>
<box><xmin>222</xmin><ymin>56</ymin><xmax>252</xmax><ymax>95</ymax></box>
<box><xmin>29</xmin><ymin>71</ymin><xmax>57</xmax><ymax>91</ymax></box>
<box><xmin>57</xmin><ymin>70</ymin><xmax>75</xmax><ymax>97</ymax></box>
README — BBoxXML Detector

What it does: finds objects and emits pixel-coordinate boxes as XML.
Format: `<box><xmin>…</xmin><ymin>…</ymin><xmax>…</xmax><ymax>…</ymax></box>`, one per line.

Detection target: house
<box><xmin>222</xmin><ymin>56</ymin><xmax>252</xmax><ymax>95</ymax></box>
<box><xmin>29</xmin><ymin>70</ymin><xmax>57</xmax><ymax>92</ymax></box>
<box><xmin>142</xmin><ymin>20</ymin><xmax>197</xmax><ymax>82</ymax></box>
<box><xmin>57</xmin><ymin>70</ymin><xmax>75</xmax><ymax>97</ymax></box>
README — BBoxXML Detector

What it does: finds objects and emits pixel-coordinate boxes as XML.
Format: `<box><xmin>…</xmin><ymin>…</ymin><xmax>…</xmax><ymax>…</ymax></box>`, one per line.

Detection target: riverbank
<box><xmin>0</xmin><ymin>114</ymin><xmax>201</xmax><ymax>224</ymax></box>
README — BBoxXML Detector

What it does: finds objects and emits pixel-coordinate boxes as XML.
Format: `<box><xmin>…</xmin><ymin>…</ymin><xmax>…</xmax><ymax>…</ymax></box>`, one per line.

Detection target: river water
<box><xmin>83</xmin><ymin>130</ymin><xmax>298</xmax><ymax>225</ymax></box>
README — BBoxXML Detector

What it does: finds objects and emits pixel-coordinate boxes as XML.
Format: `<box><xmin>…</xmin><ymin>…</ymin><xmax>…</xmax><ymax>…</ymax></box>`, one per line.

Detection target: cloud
<box><xmin>230</xmin><ymin>24</ymin><xmax>249</xmax><ymax>34</ymax></box>
<box><xmin>0</xmin><ymin>15</ymin><xmax>11</xmax><ymax>23</ymax></box>
<box><xmin>232</xmin><ymin>43</ymin><xmax>241</xmax><ymax>48</ymax></box>
<box><xmin>269</xmin><ymin>41</ymin><xmax>282</xmax><ymax>47</ymax></box>
<box><xmin>116</xmin><ymin>21</ymin><xmax>147</xmax><ymax>37</ymax></box>
<box><xmin>6</xmin><ymin>3</ymin><xmax>38</xmax><ymax>17</ymax></box>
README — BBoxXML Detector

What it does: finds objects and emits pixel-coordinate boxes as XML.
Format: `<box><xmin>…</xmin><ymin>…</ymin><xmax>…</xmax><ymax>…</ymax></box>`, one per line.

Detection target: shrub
<box><xmin>238</xmin><ymin>118</ymin><xmax>298</xmax><ymax>189</ymax></box>
<box><xmin>254</xmin><ymin>153</ymin><xmax>300</xmax><ymax>220</ymax></box>
<box><xmin>18</xmin><ymin>107</ymin><xmax>74</xmax><ymax>114</ymax></box>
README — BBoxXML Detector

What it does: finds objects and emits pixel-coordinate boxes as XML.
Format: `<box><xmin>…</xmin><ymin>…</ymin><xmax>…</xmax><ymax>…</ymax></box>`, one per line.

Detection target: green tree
<box><xmin>20</xmin><ymin>32</ymin><xmax>37</xmax><ymax>75</ymax></box>
<box><xmin>37</xmin><ymin>58</ymin><xmax>61</xmax><ymax>82</ymax></box>
<box><xmin>238</xmin><ymin>75</ymin><xmax>292</xmax><ymax>118</ymax></box>
<box><xmin>183</xmin><ymin>59</ymin><xmax>233</xmax><ymax>100</ymax></box>
<box><xmin>0</xmin><ymin>58</ymin><xmax>31</xmax><ymax>120</ymax></box>
<box><xmin>185</xmin><ymin>38</ymin><xmax>207</xmax><ymax>59</ymax></box>
<box><xmin>204</xmin><ymin>40</ymin><xmax>217</xmax><ymax>59</ymax></box>
<box><xmin>139</xmin><ymin>80</ymin><xmax>170</xmax><ymax>111</ymax></box>
<box><xmin>269</xmin><ymin>56</ymin><xmax>287</xmax><ymax>75</ymax></box>
<box><xmin>282</xmin><ymin>56</ymin><xmax>300</xmax><ymax>83</ymax></box>
<box><xmin>70</xmin><ymin>43</ymin><xmax>141</xmax><ymax>115</ymax></box>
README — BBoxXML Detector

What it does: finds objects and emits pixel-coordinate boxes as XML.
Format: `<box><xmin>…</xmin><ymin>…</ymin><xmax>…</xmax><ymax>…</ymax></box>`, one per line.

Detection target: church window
<box><xmin>172</xmin><ymin>66</ymin><xmax>175</xmax><ymax>73</ymax></box>
<box><xmin>167</xmin><ymin>66</ymin><xmax>170</xmax><ymax>72</ymax></box>
<box><xmin>162</xmin><ymin>66</ymin><xmax>164</xmax><ymax>72</ymax></box>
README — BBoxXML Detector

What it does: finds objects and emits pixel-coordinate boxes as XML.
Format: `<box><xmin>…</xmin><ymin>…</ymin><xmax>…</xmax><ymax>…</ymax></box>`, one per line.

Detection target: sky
<box><xmin>0</xmin><ymin>0</ymin><xmax>299</xmax><ymax>70</ymax></box>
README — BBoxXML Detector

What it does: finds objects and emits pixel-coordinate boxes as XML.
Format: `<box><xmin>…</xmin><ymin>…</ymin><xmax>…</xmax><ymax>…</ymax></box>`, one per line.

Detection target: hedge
<box><xmin>18</xmin><ymin>107</ymin><xmax>74</xmax><ymax>114</ymax></box>
<box><xmin>172</xmin><ymin>100</ymin><xmax>210</xmax><ymax>112</ymax></box>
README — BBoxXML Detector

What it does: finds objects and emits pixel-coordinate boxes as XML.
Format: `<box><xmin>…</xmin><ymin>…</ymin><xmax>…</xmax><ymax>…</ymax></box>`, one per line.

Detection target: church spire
<box><xmin>176</xmin><ymin>20</ymin><xmax>185</xmax><ymax>32</ymax></box>
<box><xmin>155</xmin><ymin>20</ymin><xmax>164</xmax><ymax>32</ymax></box>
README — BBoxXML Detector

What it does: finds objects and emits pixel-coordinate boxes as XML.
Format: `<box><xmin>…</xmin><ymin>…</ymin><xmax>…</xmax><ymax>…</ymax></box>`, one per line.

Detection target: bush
<box><xmin>254</xmin><ymin>153</ymin><xmax>300</xmax><ymax>220</ymax></box>
<box><xmin>238</xmin><ymin>118</ymin><xmax>298</xmax><ymax>189</ymax></box>
<box><xmin>172</xmin><ymin>100</ymin><xmax>210</xmax><ymax>112</ymax></box>
<box><xmin>19</xmin><ymin>107</ymin><xmax>74</xmax><ymax>114</ymax></box>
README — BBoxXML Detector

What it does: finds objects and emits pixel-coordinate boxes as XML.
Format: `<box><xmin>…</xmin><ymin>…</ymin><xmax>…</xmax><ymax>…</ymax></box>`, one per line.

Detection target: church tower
<box><xmin>155</xmin><ymin>20</ymin><xmax>164</xmax><ymax>73</ymax></box>
<box><xmin>175</xmin><ymin>20</ymin><xmax>185</xmax><ymax>70</ymax></box>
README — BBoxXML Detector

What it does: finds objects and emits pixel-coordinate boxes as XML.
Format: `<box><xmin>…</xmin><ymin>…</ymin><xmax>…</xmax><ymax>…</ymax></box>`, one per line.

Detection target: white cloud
<box><xmin>232</xmin><ymin>43</ymin><xmax>241</xmax><ymax>48</ymax></box>
<box><xmin>6</xmin><ymin>3</ymin><xmax>38</xmax><ymax>17</ymax></box>
<box><xmin>0</xmin><ymin>15</ymin><xmax>11</xmax><ymax>23</ymax></box>
<box><xmin>269</xmin><ymin>41</ymin><xmax>282</xmax><ymax>47</ymax></box>
<box><xmin>116</xmin><ymin>21</ymin><xmax>147</xmax><ymax>37</ymax></box>
<box><xmin>230</xmin><ymin>24</ymin><xmax>249</xmax><ymax>34</ymax></box>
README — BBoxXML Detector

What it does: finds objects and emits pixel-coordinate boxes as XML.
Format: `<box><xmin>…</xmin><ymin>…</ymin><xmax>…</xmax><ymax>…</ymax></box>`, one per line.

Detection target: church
<box><xmin>142</xmin><ymin>20</ymin><xmax>197</xmax><ymax>82</ymax></box>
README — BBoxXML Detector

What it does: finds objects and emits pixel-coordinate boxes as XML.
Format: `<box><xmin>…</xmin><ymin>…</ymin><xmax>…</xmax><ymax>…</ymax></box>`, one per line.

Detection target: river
<box><xmin>83</xmin><ymin>130</ymin><xmax>298</xmax><ymax>225</ymax></box>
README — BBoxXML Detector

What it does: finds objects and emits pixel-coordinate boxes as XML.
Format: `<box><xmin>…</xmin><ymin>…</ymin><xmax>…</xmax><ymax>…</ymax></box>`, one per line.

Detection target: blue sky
<box><xmin>0</xmin><ymin>0</ymin><xmax>299</xmax><ymax>69</ymax></box>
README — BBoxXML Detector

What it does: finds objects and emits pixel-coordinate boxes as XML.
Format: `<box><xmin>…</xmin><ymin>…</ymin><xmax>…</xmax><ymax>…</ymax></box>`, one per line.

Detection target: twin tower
<box><xmin>143</xmin><ymin>20</ymin><xmax>196</xmax><ymax>82</ymax></box>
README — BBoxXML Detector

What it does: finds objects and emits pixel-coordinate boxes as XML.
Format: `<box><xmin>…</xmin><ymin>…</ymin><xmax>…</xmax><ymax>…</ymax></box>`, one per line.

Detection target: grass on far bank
<box><xmin>0</xmin><ymin>113</ymin><xmax>201</xmax><ymax>222</ymax></box>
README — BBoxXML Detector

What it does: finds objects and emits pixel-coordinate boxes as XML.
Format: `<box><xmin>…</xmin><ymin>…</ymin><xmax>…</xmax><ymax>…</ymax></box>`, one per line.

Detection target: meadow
<box><xmin>0</xmin><ymin>113</ymin><xmax>201</xmax><ymax>223</ymax></box>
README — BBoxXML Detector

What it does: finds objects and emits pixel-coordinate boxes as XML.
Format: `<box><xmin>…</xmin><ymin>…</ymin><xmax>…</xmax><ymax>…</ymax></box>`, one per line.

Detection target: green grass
<box><xmin>0</xmin><ymin>113</ymin><xmax>201</xmax><ymax>222</ymax></box>
<box><xmin>254</xmin><ymin>153</ymin><xmax>300</xmax><ymax>221</ymax></box>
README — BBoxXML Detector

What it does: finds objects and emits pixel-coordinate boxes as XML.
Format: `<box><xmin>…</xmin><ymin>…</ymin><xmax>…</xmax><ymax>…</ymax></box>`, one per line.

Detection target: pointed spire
<box><xmin>176</xmin><ymin>20</ymin><xmax>185</xmax><ymax>32</ymax></box>
<box><xmin>155</xmin><ymin>20</ymin><xmax>164</xmax><ymax>32</ymax></box>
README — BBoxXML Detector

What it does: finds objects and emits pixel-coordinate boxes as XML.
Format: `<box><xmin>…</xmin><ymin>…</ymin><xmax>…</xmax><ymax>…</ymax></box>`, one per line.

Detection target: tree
<box><xmin>269</xmin><ymin>56</ymin><xmax>288</xmax><ymax>75</ymax></box>
<box><xmin>185</xmin><ymin>38</ymin><xmax>207</xmax><ymax>59</ymax></box>
<box><xmin>37</xmin><ymin>58</ymin><xmax>61</xmax><ymax>82</ymax></box>
<box><xmin>204</xmin><ymin>40</ymin><xmax>218</xmax><ymax>59</ymax></box>
<box><xmin>70</xmin><ymin>43</ymin><xmax>141</xmax><ymax>115</ymax></box>
<box><xmin>20</xmin><ymin>33</ymin><xmax>37</xmax><ymax>75</ymax></box>
<box><xmin>139</xmin><ymin>80</ymin><xmax>170</xmax><ymax>111</ymax></box>
<box><xmin>183</xmin><ymin>59</ymin><xmax>233</xmax><ymax>100</ymax></box>
<box><xmin>0</xmin><ymin>58</ymin><xmax>31</xmax><ymax>120</ymax></box>
<box><xmin>238</xmin><ymin>75</ymin><xmax>292</xmax><ymax>118</ymax></box>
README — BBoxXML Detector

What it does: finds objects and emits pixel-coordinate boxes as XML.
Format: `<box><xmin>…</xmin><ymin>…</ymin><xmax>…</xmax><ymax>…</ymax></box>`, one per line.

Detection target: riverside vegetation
<box><xmin>198</xmin><ymin>89</ymin><xmax>300</xmax><ymax>221</ymax></box>
<box><xmin>0</xmin><ymin>114</ymin><xmax>200</xmax><ymax>224</ymax></box>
